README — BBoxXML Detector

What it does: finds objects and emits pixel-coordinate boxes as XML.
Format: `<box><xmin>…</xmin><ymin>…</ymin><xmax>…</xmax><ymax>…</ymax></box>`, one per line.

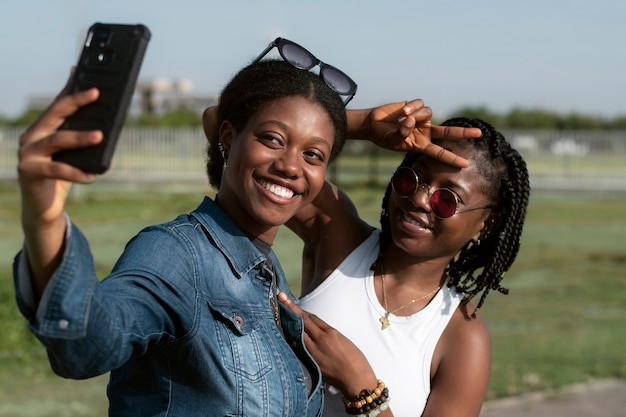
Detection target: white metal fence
<box><xmin>2</xmin><ymin>127</ymin><xmax>625</xmax><ymax>191</ymax></box>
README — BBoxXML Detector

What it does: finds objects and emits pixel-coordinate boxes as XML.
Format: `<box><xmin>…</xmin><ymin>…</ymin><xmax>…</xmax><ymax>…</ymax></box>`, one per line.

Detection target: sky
<box><xmin>1</xmin><ymin>0</ymin><xmax>625</xmax><ymax>119</ymax></box>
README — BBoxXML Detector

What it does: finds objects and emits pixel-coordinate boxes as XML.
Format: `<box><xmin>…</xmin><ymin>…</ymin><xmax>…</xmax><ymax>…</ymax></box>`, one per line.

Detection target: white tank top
<box><xmin>299</xmin><ymin>230</ymin><xmax>463</xmax><ymax>417</ymax></box>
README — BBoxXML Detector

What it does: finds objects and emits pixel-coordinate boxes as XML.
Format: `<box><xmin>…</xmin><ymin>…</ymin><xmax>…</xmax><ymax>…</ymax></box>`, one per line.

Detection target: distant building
<box><xmin>26</xmin><ymin>77</ymin><xmax>217</xmax><ymax>116</ymax></box>
<box><xmin>135</xmin><ymin>78</ymin><xmax>217</xmax><ymax>115</ymax></box>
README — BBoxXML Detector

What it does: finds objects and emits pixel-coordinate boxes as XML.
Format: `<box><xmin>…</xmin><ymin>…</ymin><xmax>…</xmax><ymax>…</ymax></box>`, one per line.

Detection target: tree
<box><xmin>506</xmin><ymin>107</ymin><xmax>561</xmax><ymax>129</ymax></box>
<box><xmin>610</xmin><ymin>116</ymin><xmax>626</xmax><ymax>129</ymax></box>
<box><xmin>157</xmin><ymin>107</ymin><xmax>202</xmax><ymax>127</ymax></box>
<box><xmin>446</xmin><ymin>106</ymin><xmax>505</xmax><ymax>127</ymax></box>
<box><xmin>8</xmin><ymin>108</ymin><xmax>43</xmax><ymax>127</ymax></box>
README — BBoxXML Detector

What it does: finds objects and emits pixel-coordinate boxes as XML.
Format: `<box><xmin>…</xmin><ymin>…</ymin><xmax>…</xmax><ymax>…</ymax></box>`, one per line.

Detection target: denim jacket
<box><xmin>14</xmin><ymin>197</ymin><xmax>323</xmax><ymax>417</ymax></box>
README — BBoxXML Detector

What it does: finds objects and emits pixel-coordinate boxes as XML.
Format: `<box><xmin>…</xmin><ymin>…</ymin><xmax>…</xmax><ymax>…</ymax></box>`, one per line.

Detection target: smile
<box><xmin>400</xmin><ymin>212</ymin><xmax>431</xmax><ymax>229</ymax></box>
<box><xmin>257</xmin><ymin>179</ymin><xmax>296</xmax><ymax>199</ymax></box>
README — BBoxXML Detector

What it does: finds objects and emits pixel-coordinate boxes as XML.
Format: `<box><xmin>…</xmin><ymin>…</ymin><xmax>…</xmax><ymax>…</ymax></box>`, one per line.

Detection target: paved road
<box><xmin>480</xmin><ymin>379</ymin><xmax>626</xmax><ymax>417</ymax></box>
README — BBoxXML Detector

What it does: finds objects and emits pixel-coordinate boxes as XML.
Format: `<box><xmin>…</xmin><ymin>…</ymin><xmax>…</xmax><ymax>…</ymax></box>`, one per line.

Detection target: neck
<box><xmin>214</xmin><ymin>193</ymin><xmax>278</xmax><ymax>245</ymax></box>
<box><xmin>379</xmin><ymin>244</ymin><xmax>450</xmax><ymax>289</ymax></box>
<box><xmin>375</xmin><ymin>256</ymin><xmax>443</xmax><ymax>322</ymax></box>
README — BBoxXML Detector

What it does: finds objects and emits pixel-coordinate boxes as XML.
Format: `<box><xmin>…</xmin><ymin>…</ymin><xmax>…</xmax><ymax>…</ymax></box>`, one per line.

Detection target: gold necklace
<box><xmin>378</xmin><ymin>261</ymin><xmax>440</xmax><ymax>330</ymax></box>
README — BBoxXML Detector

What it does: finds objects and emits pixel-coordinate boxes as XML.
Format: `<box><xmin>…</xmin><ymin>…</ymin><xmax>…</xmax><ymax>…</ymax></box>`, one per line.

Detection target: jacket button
<box><xmin>58</xmin><ymin>319</ymin><xmax>69</xmax><ymax>330</ymax></box>
<box><xmin>233</xmin><ymin>315</ymin><xmax>244</xmax><ymax>326</ymax></box>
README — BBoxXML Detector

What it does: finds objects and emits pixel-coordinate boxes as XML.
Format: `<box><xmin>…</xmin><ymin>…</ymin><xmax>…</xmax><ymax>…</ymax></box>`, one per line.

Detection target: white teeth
<box><xmin>259</xmin><ymin>179</ymin><xmax>295</xmax><ymax>199</ymax></box>
<box><xmin>403</xmin><ymin>213</ymin><xmax>427</xmax><ymax>228</ymax></box>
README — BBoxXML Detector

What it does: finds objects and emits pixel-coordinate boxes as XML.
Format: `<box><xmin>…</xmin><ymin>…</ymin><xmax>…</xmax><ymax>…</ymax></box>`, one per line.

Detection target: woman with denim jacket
<box><xmin>13</xmin><ymin>40</ymin><xmax>357</xmax><ymax>415</ymax></box>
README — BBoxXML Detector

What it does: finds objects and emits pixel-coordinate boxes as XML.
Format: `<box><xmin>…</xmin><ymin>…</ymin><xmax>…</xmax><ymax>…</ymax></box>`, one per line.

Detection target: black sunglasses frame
<box><xmin>391</xmin><ymin>166</ymin><xmax>494</xmax><ymax>219</ymax></box>
<box><xmin>253</xmin><ymin>37</ymin><xmax>358</xmax><ymax>105</ymax></box>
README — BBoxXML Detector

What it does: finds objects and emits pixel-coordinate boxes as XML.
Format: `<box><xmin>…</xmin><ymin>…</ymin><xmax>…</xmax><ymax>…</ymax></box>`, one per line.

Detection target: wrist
<box><xmin>343</xmin><ymin>379</ymin><xmax>390</xmax><ymax>416</ymax></box>
<box><xmin>337</xmin><ymin>369</ymin><xmax>378</xmax><ymax>398</ymax></box>
<box><xmin>346</xmin><ymin>108</ymin><xmax>372</xmax><ymax>139</ymax></box>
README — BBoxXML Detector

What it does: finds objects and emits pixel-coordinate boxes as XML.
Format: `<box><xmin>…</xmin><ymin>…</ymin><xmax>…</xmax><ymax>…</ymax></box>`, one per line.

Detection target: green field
<box><xmin>0</xmin><ymin>180</ymin><xmax>625</xmax><ymax>416</ymax></box>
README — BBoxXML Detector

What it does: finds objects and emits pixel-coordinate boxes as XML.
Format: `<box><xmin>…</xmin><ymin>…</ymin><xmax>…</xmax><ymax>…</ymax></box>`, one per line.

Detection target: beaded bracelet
<box><xmin>343</xmin><ymin>380</ymin><xmax>390</xmax><ymax>416</ymax></box>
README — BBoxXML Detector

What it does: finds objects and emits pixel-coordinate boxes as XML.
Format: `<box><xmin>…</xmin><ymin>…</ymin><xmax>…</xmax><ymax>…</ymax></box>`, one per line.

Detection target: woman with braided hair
<box><xmin>279</xmin><ymin>116</ymin><xmax>530</xmax><ymax>417</ymax></box>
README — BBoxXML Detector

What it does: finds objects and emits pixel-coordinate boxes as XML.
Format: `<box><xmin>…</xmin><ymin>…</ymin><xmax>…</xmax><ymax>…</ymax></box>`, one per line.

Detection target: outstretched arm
<box><xmin>18</xmin><ymin>72</ymin><xmax>103</xmax><ymax>298</ymax></box>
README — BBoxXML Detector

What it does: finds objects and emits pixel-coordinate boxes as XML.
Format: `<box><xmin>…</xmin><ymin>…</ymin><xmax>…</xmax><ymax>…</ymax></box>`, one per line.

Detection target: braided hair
<box><xmin>376</xmin><ymin>117</ymin><xmax>530</xmax><ymax>317</ymax></box>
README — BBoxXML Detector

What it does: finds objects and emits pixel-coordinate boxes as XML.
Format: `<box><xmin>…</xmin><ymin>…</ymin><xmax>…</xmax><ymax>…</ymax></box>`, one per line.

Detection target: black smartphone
<box><xmin>52</xmin><ymin>22</ymin><xmax>151</xmax><ymax>174</ymax></box>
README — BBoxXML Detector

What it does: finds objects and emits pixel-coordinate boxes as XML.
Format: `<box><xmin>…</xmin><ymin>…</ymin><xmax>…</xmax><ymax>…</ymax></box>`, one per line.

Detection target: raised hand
<box><xmin>349</xmin><ymin>99</ymin><xmax>483</xmax><ymax>168</ymax></box>
<box><xmin>17</xmin><ymin>73</ymin><xmax>103</xmax><ymax>293</ymax></box>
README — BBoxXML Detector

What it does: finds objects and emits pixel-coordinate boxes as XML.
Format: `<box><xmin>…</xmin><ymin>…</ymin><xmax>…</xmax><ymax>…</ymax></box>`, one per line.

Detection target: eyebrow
<box><xmin>262</xmin><ymin>120</ymin><xmax>334</xmax><ymax>148</ymax></box>
<box><xmin>443</xmin><ymin>177</ymin><xmax>469</xmax><ymax>194</ymax></box>
<box><xmin>414</xmin><ymin>166</ymin><xmax>470</xmax><ymax>197</ymax></box>
<box><xmin>308</xmin><ymin>135</ymin><xmax>333</xmax><ymax>149</ymax></box>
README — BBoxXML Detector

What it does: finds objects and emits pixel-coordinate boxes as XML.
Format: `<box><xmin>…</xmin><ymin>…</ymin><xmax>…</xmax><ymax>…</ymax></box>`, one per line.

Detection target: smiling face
<box><xmin>216</xmin><ymin>96</ymin><xmax>335</xmax><ymax>244</ymax></box>
<box><xmin>387</xmin><ymin>142</ymin><xmax>496</xmax><ymax>264</ymax></box>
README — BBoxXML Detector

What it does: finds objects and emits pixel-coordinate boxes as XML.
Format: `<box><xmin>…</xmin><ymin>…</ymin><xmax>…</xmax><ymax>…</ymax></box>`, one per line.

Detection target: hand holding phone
<box><xmin>52</xmin><ymin>22</ymin><xmax>151</xmax><ymax>174</ymax></box>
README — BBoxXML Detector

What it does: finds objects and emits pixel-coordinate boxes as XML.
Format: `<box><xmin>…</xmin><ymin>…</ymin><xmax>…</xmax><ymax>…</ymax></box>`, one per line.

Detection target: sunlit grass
<box><xmin>0</xmin><ymin>181</ymin><xmax>624</xmax><ymax>414</ymax></box>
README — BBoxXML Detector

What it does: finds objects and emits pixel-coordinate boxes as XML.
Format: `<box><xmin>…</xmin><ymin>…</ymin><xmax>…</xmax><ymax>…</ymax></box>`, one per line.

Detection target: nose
<box><xmin>272</xmin><ymin>150</ymin><xmax>301</xmax><ymax>179</ymax></box>
<box><xmin>409</xmin><ymin>183</ymin><xmax>432</xmax><ymax>212</ymax></box>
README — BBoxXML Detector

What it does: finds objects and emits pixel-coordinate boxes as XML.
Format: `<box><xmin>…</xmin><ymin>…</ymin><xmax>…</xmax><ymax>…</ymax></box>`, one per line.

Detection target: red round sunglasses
<box><xmin>391</xmin><ymin>167</ymin><xmax>493</xmax><ymax>219</ymax></box>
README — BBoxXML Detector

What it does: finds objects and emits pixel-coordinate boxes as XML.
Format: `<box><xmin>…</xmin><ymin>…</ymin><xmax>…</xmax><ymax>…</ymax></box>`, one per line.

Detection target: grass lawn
<box><xmin>0</xmin><ymin>180</ymin><xmax>624</xmax><ymax>416</ymax></box>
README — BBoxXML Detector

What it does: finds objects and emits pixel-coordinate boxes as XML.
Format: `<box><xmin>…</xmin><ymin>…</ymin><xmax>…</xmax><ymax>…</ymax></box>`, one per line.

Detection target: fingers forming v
<box><xmin>422</xmin><ymin>143</ymin><xmax>469</xmax><ymax>169</ymax></box>
<box><xmin>431</xmin><ymin>125</ymin><xmax>482</xmax><ymax>140</ymax></box>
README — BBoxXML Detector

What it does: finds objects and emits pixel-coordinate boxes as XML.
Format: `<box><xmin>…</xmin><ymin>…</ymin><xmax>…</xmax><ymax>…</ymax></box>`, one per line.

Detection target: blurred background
<box><xmin>1</xmin><ymin>0</ymin><xmax>625</xmax><ymax>121</ymax></box>
<box><xmin>0</xmin><ymin>1</ymin><xmax>624</xmax><ymax>416</ymax></box>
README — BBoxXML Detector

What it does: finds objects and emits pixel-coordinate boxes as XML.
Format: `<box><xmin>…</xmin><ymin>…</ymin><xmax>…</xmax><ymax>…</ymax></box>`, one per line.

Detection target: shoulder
<box><xmin>441</xmin><ymin>304</ymin><xmax>490</xmax><ymax>356</ymax></box>
<box><xmin>423</xmin><ymin>304</ymin><xmax>491</xmax><ymax>417</ymax></box>
<box><xmin>431</xmin><ymin>303</ymin><xmax>491</xmax><ymax>381</ymax></box>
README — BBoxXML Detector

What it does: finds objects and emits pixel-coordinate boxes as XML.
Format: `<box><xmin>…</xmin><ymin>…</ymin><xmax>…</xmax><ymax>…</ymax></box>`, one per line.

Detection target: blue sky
<box><xmin>1</xmin><ymin>0</ymin><xmax>624</xmax><ymax>119</ymax></box>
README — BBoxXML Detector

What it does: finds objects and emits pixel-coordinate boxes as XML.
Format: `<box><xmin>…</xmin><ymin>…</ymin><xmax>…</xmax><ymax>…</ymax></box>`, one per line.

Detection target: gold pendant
<box><xmin>379</xmin><ymin>313</ymin><xmax>390</xmax><ymax>330</ymax></box>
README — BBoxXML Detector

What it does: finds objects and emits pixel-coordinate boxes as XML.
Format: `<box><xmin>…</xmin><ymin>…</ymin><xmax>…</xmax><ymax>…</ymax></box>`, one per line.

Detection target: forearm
<box><xmin>21</xmin><ymin>202</ymin><xmax>68</xmax><ymax>300</ymax></box>
<box><xmin>21</xmin><ymin>182</ymin><xmax>67</xmax><ymax>300</ymax></box>
<box><xmin>346</xmin><ymin>108</ymin><xmax>373</xmax><ymax>139</ymax></box>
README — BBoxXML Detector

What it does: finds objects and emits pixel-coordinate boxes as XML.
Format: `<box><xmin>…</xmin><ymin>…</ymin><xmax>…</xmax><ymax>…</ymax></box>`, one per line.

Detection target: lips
<box><xmin>257</xmin><ymin>178</ymin><xmax>297</xmax><ymax>199</ymax></box>
<box><xmin>399</xmin><ymin>211</ymin><xmax>432</xmax><ymax>230</ymax></box>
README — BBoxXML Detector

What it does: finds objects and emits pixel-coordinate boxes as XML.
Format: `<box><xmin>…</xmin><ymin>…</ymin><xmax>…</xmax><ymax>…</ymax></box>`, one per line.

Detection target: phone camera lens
<box><xmin>87</xmin><ymin>28</ymin><xmax>111</xmax><ymax>49</ymax></box>
<box><xmin>97</xmin><ymin>51</ymin><xmax>114</xmax><ymax>64</ymax></box>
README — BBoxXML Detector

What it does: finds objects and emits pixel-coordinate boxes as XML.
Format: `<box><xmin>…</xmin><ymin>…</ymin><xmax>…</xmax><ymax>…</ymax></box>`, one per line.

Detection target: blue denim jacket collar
<box><xmin>191</xmin><ymin>196</ymin><xmax>268</xmax><ymax>279</ymax></box>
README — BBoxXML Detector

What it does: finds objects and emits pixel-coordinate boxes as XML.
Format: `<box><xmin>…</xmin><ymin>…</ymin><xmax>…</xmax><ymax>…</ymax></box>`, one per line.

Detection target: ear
<box><xmin>478</xmin><ymin>212</ymin><xmax>502</xmax><ymax>241</ymax></box>
<box><xmin>218</xmin><ymin>120</ymin><xmax>236</xmax><ymax>154</ymax></box>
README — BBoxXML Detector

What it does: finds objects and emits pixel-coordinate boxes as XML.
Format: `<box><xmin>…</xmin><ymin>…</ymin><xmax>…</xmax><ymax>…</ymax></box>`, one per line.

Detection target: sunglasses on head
<box><xmin>391</xmin><ymin>166</ymin><xmax>494</xmax><ymax>219</ymax></box>
<box><xmin>253</xmin><ymin>37</ymin><xmax>358</xmax><ymax>105</ymax></box>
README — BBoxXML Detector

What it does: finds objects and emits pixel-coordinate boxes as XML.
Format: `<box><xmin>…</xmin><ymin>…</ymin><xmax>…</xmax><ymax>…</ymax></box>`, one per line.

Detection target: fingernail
<box><xmin>80</xmin><ymin>172</ymin><xmax>97</xmax><ymax>183</ymax></box>
<box><xmin>85</xmin><ymin>88</ymin><xmax>99</xmax><ymax>99</ymax></box>
<box><xmin>87</xmin><ymin>131</ymin><xmax>102</xmax><ymax>142</ymax></box>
